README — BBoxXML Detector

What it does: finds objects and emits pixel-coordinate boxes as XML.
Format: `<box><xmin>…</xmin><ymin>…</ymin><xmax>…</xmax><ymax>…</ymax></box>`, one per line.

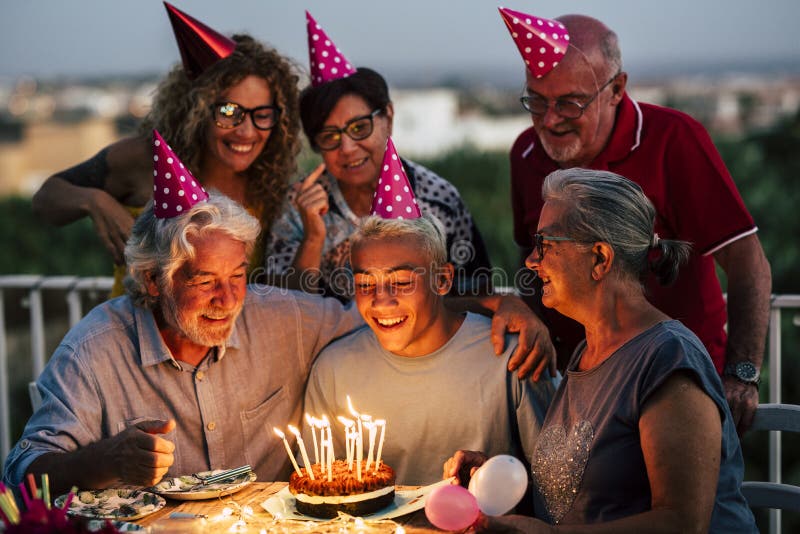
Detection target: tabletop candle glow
<box><xmin>288</xmin><ymin>425</ymin><xmax>315</xmax><ymax>480</ymax></box>
<box><xmin>273</xmin><ymin>427</ymin><xmax>303</xmax><ymax>477</ymax></box>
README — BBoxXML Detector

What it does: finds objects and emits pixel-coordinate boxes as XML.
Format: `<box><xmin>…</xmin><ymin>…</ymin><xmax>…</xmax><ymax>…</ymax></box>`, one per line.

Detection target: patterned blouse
<box><xmin>265</xmin><ymin>159</ymin><xmax>492</xmax><ymax>299</ymax></box>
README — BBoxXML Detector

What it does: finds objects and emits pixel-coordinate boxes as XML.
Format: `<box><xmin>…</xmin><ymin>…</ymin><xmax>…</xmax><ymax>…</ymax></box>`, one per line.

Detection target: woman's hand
<box><xmin>293</xmin><ymin>163</ymin><xmax>328</xmax><ymax>242</ymax></box>
<box><xmin>472</xmin><ymin>512</ymin><xmax>553</xmax><ymax>533</ymax></box>
<box><xmin>443</xmin><ymin>450</ymin><xmax>488</xmax><ymax>486</ymax></box>
<box><xmin>87</xmin><ymin>189</ymin><xmax>136</xmax><ymax>265</ymax></box>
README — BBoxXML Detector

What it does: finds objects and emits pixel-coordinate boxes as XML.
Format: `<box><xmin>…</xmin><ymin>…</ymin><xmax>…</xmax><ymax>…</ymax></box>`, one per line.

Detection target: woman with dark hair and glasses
<box><xmin>445</xmin><ymin>169</ymin><xmax>757</xmax><ymax>532</ymax></box>
<box><xmin>32</xmin><ymin>4</ymin><xmax>301</xmax><ymax>296</ymax></box>
<box><xmin>266</xmin><ymin>63</ymin><xmax>492</xmax><ymax>298</ymax></box>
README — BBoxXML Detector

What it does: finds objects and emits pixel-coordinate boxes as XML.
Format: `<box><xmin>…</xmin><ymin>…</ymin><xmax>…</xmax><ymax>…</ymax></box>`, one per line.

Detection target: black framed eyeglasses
<box><xmin>315</xmin><ymin>109</ymin><xmax>382</xmax><ymax>151</ymax></box>
<box><xmin>212</xmin><ymin>102</ymin><xmax>281</xmax><ymax>131</ymax></box>
<box><xmin>532</xmin><ymin>233</ymin><xmax>581</xmax><ymax>260</ymax></box>
<box><xmin>520</xmin><ymin>71</ymin><xmax>620</xmax><ymax>119</ymax></box>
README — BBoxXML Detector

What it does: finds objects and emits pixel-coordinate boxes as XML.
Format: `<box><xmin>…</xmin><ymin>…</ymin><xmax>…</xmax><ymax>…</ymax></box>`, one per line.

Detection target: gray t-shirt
<box><xmin>303</xmin><ymin>313</ymin><xmax>555</xmax><ymax>485</ymax></box>
<box><xmin>531</xmin><ymin>320</ymin><xmax>757</xmax><ymax>532</ymax></box>
<box><xmin>3</xmin><ymin>288</ymin><xmax>362</xmax><ymax>486</ymax></box>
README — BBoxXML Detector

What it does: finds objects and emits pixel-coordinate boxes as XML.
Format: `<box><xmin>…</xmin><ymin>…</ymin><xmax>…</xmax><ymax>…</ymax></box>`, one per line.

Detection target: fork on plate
<box><xmin>191</xmin><ymin>464</ymin><xmax>252</xmax><ymax>486</ymax></box>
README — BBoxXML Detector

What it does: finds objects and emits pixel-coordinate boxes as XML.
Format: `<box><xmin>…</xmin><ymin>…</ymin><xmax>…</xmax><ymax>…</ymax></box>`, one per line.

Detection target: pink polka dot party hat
<box><xmin>306</xmin><ymin>10</ymin><xmax>357</xmax><ymax>87</ymax></box>
<box><xmin>370</xmin><ymin>137</ymin><xmax>421</xmax><ymax>220</ymax></box>
<box><xmin>498</xmin><ymin>7</ymin><xmax>569</xmax><ymax>79</ymax></box>
<box><xmin>164</xmin><ymin>2</ymin><xmax>236</xmax><ymax>80</ymax></box>
<box><xmin>152</xmin><ymin>129</ymin><xmax>208</xmax><ymax>219</ymax></box>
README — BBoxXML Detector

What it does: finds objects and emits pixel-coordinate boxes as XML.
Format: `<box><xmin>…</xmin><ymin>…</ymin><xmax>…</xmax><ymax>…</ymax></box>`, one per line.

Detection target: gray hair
<box><xmin>351</xmin><ymin>214</ymin><xmax>448</xmax><ymax>269</ymax></box>
<box><xmin>124</xmin><ymin>191</ymin><xmax>261</xmax><ymax>308</ymax></box>
<box><xmin>542</xmin><ymin>168</ymin><xmax>691</xmax><ymax>285</ymax></box>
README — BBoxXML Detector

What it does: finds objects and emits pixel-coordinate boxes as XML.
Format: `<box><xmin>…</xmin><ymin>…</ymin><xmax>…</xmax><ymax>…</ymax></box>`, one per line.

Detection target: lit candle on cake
<box><xmin>326</xmin><ymin>438</ymin><xmax>333</xmax><ymax>482</ymax></box>
<box><xmin>273</xmin><ymin>427</ymin><xmax>303</xmax><ymax>477</ymax></box>
<box><xmin>347</xmin><ymin>396</ymin><xmax>364</xmax><ymax>480</ymax></box>
<box><xmin>374</xmin><ymin>419</ymin><xmax>386</xmax><ymax>473</ymax></box>
<box><xmin>337</xmin><ymin>416</ymin><xmax>355</xmax><ymax>467</ymax></box>
<box><xmin>347</xmin><ymin>395</ymin><xmax>363</xmax><ymax>444</ymax></box>
<box><xmin>288</xmin><ymin>425</ymin><xmax>315</xmax><ymax>480</ymax></box>
<box><xmin>322</xmin><ymin>415</ymin><xmax>335</xmax><ymax>460</ymax></box>
<box><xmin>305</xmin><ymin>413</ymin><xmax>320</xmax><ymax>465</ymax></box>
<box><xmin>364</xmin><ymin>420</ymin><xmax>376</xmax><ymax>471</ymax></box>
<box><xmin>347</xmin><ymin>429</ymin><xmax>358</xmax><ymax>470</ymax></box>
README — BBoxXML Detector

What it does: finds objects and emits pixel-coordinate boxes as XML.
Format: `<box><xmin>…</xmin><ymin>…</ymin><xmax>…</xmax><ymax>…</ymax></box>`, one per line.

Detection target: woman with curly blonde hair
<box><xmin>32</xmin><ymin>34</ymin><xmax>301</xmax><ymax>294</ymax></box>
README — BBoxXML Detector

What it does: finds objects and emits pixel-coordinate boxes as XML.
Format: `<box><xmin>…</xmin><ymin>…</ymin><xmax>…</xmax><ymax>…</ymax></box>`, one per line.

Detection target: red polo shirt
<box><xmin>510</xmin><ymin>94</ymin><xmax>757</xmax><ymax>373</ymax></box>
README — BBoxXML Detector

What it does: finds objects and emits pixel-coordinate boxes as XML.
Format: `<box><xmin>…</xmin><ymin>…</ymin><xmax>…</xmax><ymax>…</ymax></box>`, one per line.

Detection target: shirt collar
<box><xmin>597</xmin><ymin>92</ymin><xmax>643</xmax><ymax>165</ymax></box>
<box><xmin>134</xmin><ymin>301</ymin><xmax>241</xmax><ymax>368</ymax></box>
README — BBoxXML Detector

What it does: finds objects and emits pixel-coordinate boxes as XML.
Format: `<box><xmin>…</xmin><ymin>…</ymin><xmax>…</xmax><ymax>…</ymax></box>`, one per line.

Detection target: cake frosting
<box><xmin>289</xmin><ymin>460</ymin><xmax>396</xmax><ymax>518</ymax></box>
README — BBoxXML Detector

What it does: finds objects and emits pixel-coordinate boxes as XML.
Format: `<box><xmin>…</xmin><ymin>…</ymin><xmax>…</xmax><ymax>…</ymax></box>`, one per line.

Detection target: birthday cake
<box><xmin>288</xmin><ymin>460</ymin><xmax>396</xmax><ymax>518</ymax></box>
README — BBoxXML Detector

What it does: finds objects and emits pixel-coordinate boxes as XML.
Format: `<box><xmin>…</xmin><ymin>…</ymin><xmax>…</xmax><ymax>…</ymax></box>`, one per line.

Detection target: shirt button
<box><xmin>19</xmin><ymin>439</ymin><xmax>30</xmax><ymax>450</ymax></box>
<box><xmin>196</xmin><ymin>371</ymin><xmax>205</xmax><ymax>381</ymax></box>
<box><xmin>207</xmin><ymin>422</ymin><xmax>216</xmax><ymax>431</ymax></box>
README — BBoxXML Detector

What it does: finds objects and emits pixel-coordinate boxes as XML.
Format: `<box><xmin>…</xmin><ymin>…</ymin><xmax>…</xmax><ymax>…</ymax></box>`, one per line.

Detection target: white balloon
<box><xmin>468</xmin><ymin>454</ymin><xmax>528</xmax><ymax>516</ymax></box>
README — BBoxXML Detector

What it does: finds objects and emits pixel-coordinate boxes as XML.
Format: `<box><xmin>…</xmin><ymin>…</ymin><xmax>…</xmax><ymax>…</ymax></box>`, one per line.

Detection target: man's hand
<box><xmin>102</xmin><ymin>419</ymin><xmax>176</xmax><ymax>487</ymax></box>
<box><xmin>722</xmin><ymin>376</ymin><xmax>758</xmax><ymax>436</ymax></box>
<box><xmin>491</xmin><ymin>295</ymin><xmax>556</xmax><ymax>381</ymax></box>
<box><xmin>442</xmin><ymin>450</ymin><xmax>488</xmax><ymax>486</ymax></box>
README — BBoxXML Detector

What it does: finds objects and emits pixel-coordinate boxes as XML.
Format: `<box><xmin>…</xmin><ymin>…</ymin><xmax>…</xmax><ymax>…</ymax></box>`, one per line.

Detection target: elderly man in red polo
<box><xmin>499</xmin><ymin>8</ymin><xmax>771</xmax><ymax>435</ymax></box>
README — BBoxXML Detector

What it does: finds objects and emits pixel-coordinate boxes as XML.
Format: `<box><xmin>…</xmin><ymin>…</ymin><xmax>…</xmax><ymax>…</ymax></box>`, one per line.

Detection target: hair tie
<box><xmin>650</xmin><ymin>233</ymin><xmax>660</xmax><ymax>248</ymax></box>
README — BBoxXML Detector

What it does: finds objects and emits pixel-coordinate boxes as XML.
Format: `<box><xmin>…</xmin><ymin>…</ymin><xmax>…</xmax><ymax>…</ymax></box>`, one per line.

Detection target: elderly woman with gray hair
<box><xmin>446</xmin><ymin>169</ymin><xmax>757</xmax><ymax>532</ymax></box>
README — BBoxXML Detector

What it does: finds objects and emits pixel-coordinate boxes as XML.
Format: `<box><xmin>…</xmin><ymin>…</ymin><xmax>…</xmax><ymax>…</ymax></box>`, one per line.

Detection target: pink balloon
<box><xmin>425</xmin><ymin>484</ymin><xmax>480</xmax><ymax>531</ymax></box>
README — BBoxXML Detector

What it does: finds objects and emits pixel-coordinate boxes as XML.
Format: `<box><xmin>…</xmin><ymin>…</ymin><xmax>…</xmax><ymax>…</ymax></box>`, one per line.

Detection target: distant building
<box><xmin>1</xmin><ymin>74</ymin><xmax>798</xmax><ymax>196</ymax></box>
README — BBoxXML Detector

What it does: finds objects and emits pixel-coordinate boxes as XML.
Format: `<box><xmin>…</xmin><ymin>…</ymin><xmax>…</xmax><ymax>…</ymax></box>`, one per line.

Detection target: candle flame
<box><xmin>321</xmin><ymin>414</ymin><xmax>330</xmax><ymax>426</ymax></box>
<box><xmin>375</xmin><ymin>419</ymin><xmax>386</xmax><ymax>426</ymax></box>
<box><xmin>287</xmin><ymin>425</ymin><xmax>301</xmax><ymax>437</ymax></box>
<box><xmin>361</xmin><ymin>414</ymin><xmax>372</xmax><ymax>422</ymax></box>
<box><xmin>338</xmin><ymin>415</ymin><xmax>354</xmax><ymax>427</ymax></box>
<box><xmin>305</xmin><ymin>413</ymin><xmax>315</xmax><ymax>426</ymax></box>
<box><xmin>347</xmin><ymin>395</ymin><xmax>360</xmax><ymax>417</ymax></box>
<box><xmin>273</xmin><ymin>427</ymin><xmax>285</xmax><ymax>439</ymax></box>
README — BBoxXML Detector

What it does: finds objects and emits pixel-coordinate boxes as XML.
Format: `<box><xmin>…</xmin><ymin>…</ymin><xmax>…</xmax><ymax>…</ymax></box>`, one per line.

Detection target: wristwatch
<box><xmin>723</xmin><ymin>361</ymin><xmax>760</xmax><ymax>388</ymax></box>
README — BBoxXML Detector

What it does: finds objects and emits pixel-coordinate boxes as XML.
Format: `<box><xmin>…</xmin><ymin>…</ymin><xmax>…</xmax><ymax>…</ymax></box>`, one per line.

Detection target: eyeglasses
<box><xmin>531</xmin><ymin>233</ymin><xmax>581</xmax><ymax>260</ymax></box>
<box><xmin>520</xmin><ymin>71</ymin><xmax>620</xmax><ymax>119</ymax></box>
<box><xmin>212</xmin><ymin>102</ymin><xmax>281</xmax><ymax>131</ymax></box>
<box><xmin>315</xmin><ymin>109</ymin><xmax>382</xmax><ymax>151</ymax></box>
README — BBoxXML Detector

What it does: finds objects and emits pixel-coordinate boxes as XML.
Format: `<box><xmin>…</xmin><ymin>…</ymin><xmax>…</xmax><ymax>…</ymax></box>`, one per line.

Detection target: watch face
<box><xmin>735</xmin><ymin>361</ymin><xmax>758</xmax><ymax>381</ymax></box>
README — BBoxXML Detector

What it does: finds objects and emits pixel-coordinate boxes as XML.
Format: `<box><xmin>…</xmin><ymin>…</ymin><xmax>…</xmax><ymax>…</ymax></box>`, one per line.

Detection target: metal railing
<box><xmin>0</xmin><ymin>276</ymin><xmax>797</xmax><ymax>528</ymax></box>
<box><xmin>0</xmin><ymin>275</ymin><xmax>113</xmax><ymax>458</ymax></box>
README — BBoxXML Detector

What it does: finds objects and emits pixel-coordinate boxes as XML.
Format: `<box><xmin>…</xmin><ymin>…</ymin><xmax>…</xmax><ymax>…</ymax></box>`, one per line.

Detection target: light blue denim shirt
<box><xmin>3</xmin><ymin>286</ymin><xmax>362</xmax><ymax>486</ymax></box>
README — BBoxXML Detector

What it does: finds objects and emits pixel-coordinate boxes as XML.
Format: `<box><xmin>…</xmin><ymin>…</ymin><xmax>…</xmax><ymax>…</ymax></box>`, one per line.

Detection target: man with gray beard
<box><xmin>3</xmin><ymin>191</ymin><xmax>363</xmax><ymax>495</ymax></box>
<box><xmin>500</xmin><ymin>8</ymin><xmax>771</xmax><ymax>435</ymax></box>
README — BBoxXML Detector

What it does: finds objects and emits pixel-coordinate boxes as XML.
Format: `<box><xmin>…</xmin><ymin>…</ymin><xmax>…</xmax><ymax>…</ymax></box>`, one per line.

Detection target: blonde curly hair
<box><xmin>141</xmin><ymin>34</ymin><xmax>301</xmax><ymax>237</ymax></box>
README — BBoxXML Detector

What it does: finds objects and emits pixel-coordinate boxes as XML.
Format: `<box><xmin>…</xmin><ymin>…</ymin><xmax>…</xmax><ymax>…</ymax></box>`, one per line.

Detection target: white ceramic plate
<box><xmin>151</xmin><ymin>470</ymin><xmax>257</xmax><ymax>501</ymax></box>
<box><xmin>55</xmin><ymin>489</ymin><xmax>165</xmax><ymax>521</ymax></box>
<box><xmin>261</xmin><ymin>478</ymin><xmax>451</xmax><ymax>521</ymax></box>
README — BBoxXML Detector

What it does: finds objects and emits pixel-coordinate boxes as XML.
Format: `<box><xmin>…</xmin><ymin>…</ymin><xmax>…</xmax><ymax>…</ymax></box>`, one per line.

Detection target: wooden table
<box><xmin>134</xmin><ymin>482</ymin><xmax>440</xmax><ymax>533</ymax></box>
